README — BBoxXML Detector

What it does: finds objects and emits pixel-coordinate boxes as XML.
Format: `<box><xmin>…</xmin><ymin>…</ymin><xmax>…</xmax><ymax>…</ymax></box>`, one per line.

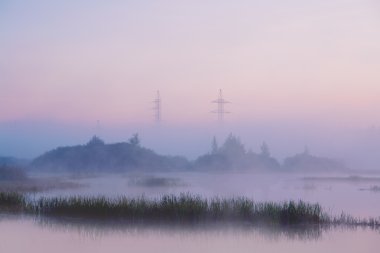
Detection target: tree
<box><xmin>303</xmin><ymin>145</ymin><xmax>310</xmax><ymax>155</ymax></box>
<box><xmin>87</xmin><ymin>135</ymin><xmax>105</xmax><ymax>146</ymax></box>
<box><xmin>129</xmin><ymin>133</ymin><xmax>140</xmax><ymax>146</ymax></box>
<box><xmin>211</xmin><ymin>136</ymin><xmax>218</xmax><ymax>154</ymax></box>
<box><xmin>220</xmin><ymin>133</ymin><xmax>246</xmax><ymax>158</ymax></box>
<box><xmin>260</xmin><ymin>142</ymin><xmax>270</xmax><ymax>157</ymax></box>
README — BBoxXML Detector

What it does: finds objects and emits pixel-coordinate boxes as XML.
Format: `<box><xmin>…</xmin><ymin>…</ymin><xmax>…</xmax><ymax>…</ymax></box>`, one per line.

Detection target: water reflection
<box><xmin>33</xmin><ymin>215</ymin><xmax>326</xmax><ymax>241</ymax></box>
<box><xmin>1</xmin><ymin>215</ymin><xmax>379</xmax><ymax>253</ymax></box>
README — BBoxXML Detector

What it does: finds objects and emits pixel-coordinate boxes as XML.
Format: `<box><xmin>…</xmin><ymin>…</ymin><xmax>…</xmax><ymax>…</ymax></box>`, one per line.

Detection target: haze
<box><xmin>1</xmin><ymin>0</ymin><xmax>380</xmax><ymax>169</ymax></box>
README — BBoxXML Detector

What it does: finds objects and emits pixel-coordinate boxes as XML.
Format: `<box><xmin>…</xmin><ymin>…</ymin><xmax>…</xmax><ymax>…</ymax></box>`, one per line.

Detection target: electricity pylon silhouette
<box><xmin>212</xmin><ymin>89</ymin><xmax>230</xmax><ymax>123</ymax></box>
<box><xmin>153</xmin><ymin>90</ymin><xmax>161</xmax><ymax>123</ymax></box>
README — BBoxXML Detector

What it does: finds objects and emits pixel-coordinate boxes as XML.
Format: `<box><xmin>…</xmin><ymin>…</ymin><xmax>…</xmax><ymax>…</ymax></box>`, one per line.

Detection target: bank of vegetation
<box><xmin>0</xmin><ymin>192</ymin><xmax>378</xmax><ymax>228</ymax></box>
<box><xmin>29</xmin><ymin>134</ymin><xmax>347</xmax><ymax>173</ymax></box>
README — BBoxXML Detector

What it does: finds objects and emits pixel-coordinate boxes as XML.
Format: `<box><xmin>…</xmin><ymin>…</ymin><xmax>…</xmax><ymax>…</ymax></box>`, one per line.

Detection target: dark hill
<box><xmin>283</xmin><ymin>152</ymin><xmax>347</xmax><ymax>173</ymax></box>
<box><xmin>31</xmin><ymin>136</ymin><xmax>190</xmax><ymax>172</ymax></box>
<box><xmin>0</xmin><ymin>156</ymin><xmax>29</xmax><ymax>167</ymax></box>
<box><xmin>30</xmin><ymin>134</ymin><xmax>348</xmax><ymax>173</ymax></box>
<box><xmin>194</xmin><ymin>135</ymin><xmax>281</xmax><ymax>171</ymax></box>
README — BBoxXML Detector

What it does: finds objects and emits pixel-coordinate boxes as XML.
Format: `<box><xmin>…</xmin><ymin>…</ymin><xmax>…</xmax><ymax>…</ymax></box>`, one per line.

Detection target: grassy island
<box><xmin>0</xmin><ymin>192</ymin><xmax>378</xmax><ymax>228</ymax></box>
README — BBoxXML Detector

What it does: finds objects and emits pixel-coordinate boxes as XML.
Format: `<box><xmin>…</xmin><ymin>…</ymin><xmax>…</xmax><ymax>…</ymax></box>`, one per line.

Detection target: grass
<box><xmin>0</xmin><ymin>192</ymin><xmax>26</xmax><ymax>212</ymax></box>
<box><xmin>0</xmin><ymin>192</ymin><xmax>379</xmax><ymax>228</ymax></box>
<box><xmin>35</xmin><ymin>196</ymin><xmax>327</xmax><ymax>226</ymax></box>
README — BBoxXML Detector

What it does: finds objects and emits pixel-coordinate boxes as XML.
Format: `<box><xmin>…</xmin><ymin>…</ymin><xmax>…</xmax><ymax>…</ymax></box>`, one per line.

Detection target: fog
<box><xmin>2</xmin><ymin>120</ymin><xmax>380</xmax><ymax>253</ymax></box>
<box><xmin>2</xmin><ymin>0</ymin><xmax>380</xmax><ymax>170</ymax></box>
<box><xmin>2</xmin><ymin>119</ymin><xmax>380</xmax><ymax>170</ymax></box>
<box><xmin>1</xmin><ymin>1</ymin><xmax>380</xmax><ymax>251</ymax></box>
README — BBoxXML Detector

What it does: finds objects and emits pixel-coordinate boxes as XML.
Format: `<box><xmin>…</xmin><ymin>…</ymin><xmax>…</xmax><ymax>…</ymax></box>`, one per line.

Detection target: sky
<box><xmin>1</xmin><ymin>0</ymin><xmax>380</xmax><ymax>167</ymax></box>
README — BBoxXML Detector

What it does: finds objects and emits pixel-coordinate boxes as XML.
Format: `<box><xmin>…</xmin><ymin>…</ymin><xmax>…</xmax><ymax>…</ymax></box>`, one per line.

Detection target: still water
<box><xmin>0</xmin><ymin>216</ymin><xmax>379</xmax><ymax>253</ymax></box>
<box><xmin>33</xmin><ymin>172</ymin><xmax>380</xmax><ymax>217</ymax></box>
<box><xmin>3</xmin><ymin>172</ymin><xmax>380</xmax><ymax>252</ymax></box>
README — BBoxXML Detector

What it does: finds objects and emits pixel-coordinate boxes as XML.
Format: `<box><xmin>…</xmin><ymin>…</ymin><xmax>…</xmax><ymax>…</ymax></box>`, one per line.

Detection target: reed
<box><xmin>31</xmin><ymin>193</ymin><xmax>327</xmax><ymax>225</ymax></box>
<box><xmin>0</xmin><ymin>191</ymin><xmax>26</xmax><ymax>212</ymax></box>
<box><xmin>0</xmin><ymin>192</ymin><xmax>378</xmax><ymax>228</ymax></box>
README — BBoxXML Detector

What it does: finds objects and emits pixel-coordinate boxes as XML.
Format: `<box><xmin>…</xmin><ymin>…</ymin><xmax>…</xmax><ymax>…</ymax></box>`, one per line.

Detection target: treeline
<box><xmin>194</xmin><ymin>134</ymin><xmax>280</xmax><ymax>171</ymax></box>
<box><xmin>195</xmin><ymin>134</ymin><xmax>346</xmax><ymax>172</ymax></box>
<box><xmin>31</xmin><ymin>135</ymin><xmax>189</xmax><ymax>172</ymax></box>
<box><xmin>29</xmin><ymin>133</ymin><xmax>347</xmax><ymax>173</ymax></box>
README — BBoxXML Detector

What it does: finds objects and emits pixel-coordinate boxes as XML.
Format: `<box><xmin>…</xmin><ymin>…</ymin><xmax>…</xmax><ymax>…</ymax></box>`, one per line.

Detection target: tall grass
<box><xmin>31</xmin><ymin>194</ymin><xmax>327</xmax><ymax>225</ymax></box>
<box><xmin>0</xmin><ymin>192</ymin><xmax>378</xmax><ymax>228</ymax></box>
<box><xmin>0</xmin><ymin>192</ymin><xmax>26</xmax><ymax>212</ymax></box>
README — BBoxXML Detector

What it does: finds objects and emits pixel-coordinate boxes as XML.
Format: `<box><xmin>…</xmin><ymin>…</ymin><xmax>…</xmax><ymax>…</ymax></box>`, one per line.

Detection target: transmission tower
<box><xmin>212</xmin><ymin>89</ymin><xmax>230</xmax><ymax>122</ymax></box>
<box><xmin>153</xmin><ymin>90</ymin><xmax>161</xmax><ymax>123</ymax></box>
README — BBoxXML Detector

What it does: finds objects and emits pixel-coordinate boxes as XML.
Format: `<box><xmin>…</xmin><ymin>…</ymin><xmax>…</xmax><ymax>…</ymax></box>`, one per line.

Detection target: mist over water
<box><xmin>1</xmin><ymin>0</ymin><xmax>380</xmax><ymax>252</ymax></box>
<box><xmin>2</xmin><ymin>120</ymin><xmax>380</xmax><ymax>171</ymax></box>
<box><xmin>27</xmin><ymin>172</ymin><xmax>380</xmax><ymax>218</ymax></box>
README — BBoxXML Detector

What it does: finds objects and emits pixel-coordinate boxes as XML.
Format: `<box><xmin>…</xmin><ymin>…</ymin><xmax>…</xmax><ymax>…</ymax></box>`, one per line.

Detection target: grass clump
<box><xmin>1</xmin><ymin>192</ymin><xmax>378</xmax><ymax>228</ymax></box>
<box><xmin>0</xmin><ymin>192</ymin><xmax>26</xmax><ymax>212</ymax></box>
<box><xmin>31</xmin><ymin>194</ymin><xmax>327</xmax><ymax>225</ymax></box>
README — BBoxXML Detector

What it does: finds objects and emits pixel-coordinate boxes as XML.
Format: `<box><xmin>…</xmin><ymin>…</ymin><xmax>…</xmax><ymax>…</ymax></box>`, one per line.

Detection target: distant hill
<box><xmin>283</xmin><ymin>151</ymin><xmax>347</xmax><ymax>173</ymax></box>
<box><xmin>195</xmin><ymin>135</ymin><xmax>347</xmax><ymax>173</ymax></box>
<box><xmin>31</xmin><ymin>135</ymin><xmax>190</xmax><ymax>172</ymax></box>
<box><xmin>0</xmin><ymin>156</ymin><xmax>30</xmax><ymax>167</ymax></box>
<box><xmin>30</xmin><ymin>134</ymin><xmax>348</xmax><ymax>173</ymax></box>
<box><xmin>194</xmin><ymin>134</ymin><xmax>281</xmax><ymax>171</ymax></box>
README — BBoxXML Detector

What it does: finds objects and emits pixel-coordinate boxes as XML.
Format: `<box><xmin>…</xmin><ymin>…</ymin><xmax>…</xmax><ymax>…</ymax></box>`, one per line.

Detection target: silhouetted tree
<box><xmin>219</xmin><ymin>133</ymin><xmax>246</xmax><ymax>158</ymax></box>
<box><xmin>260</xmin><ymin>142</ymin><xmax>270</xmax><ymax>157</ymax></box>
<box><xmin>129</xmin><ymin>133</ymin><xmax>140</xmax><ymax>147</ymax></box>
<box><xmin>211</xmin><ymin>136</ymin><xmax>218</xmax><ymax>154</ymax></box>
<box><xmin>87</xmin><ymin>135</ymin><xmax>105</xmax><ymax>146</ymax></box>
<box><xmin>303</xmin><ymin>145</ymin><xmax>310</xmax><ymax>155</ymax></box>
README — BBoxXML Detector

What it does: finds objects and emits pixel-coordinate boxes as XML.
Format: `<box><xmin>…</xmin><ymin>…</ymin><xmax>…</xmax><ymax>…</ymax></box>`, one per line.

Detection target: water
<box><xmin>32</xmin><ymin>172</ymin><xmax>380</xmax><ymax>218</ymax></box>
<box><xmin>3</xmin><ymin>172</ymin><xmax>380</xmax><ymax>252</ymax></box>
<box><xmin>0</xmin><ymin>216</ymin><xmax>379</xmax><ymax>253</ymax></box>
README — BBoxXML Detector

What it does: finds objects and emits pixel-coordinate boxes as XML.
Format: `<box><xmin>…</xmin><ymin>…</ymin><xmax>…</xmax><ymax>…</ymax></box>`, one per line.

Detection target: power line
<box><xmin>212</xmin><ymin>89</ymin><xmax>230</xmax><ymax>122</ymax></box>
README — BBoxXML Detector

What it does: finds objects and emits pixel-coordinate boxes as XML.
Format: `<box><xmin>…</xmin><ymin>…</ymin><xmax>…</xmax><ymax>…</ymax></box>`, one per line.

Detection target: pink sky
<box><xmin>1</xmin><ymin>0</ymin><xmax>380</xmax><ymax>126</ymax></box>
<box><xmin>1</xmin><ymin>1</ymin><xmax>380</xmax><ymax>165</ymax></box>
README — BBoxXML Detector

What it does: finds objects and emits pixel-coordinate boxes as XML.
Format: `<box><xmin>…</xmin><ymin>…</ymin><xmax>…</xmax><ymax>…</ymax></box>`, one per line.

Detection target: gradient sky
<box><xmin>1</xmin><ymin>1</ymin><xmax>380</xmax><ymax>164</ymax></box>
